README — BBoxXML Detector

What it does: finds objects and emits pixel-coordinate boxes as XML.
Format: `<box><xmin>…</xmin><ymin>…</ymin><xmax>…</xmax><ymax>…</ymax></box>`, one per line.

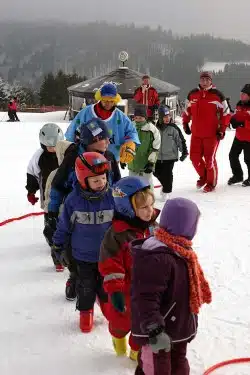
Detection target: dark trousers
<box><xmin>75</xmin><ymin>260</ymin><xmax>108</xmax><ymax>311</ymax></box>
<box><xmin>154</xmin><ymin>160</ymin><xmax>175</xmax><ymax>193</ymax></box>
<box><xmin>13</xmin><ymin>110</ymin><xmax>19</xmax><ymax>121</ymax></box>
<box><xmin>8</xmin><ymin>110</ymin><xmax>15</xmax><ymax>121</ymax></box>
<box><xmin>43</xmin><ymin>214</ymin><xmax>60</xmax><ymax>266</ymax></box>
<box><xmin>229</xmin><ymin>137</ymin><xmax>250</xmax><ymax>179</ymax></box>
<box><xmin>135</xmin><ymin>342</ymin><xmax>189</xmax><ymax>375</ymax></box>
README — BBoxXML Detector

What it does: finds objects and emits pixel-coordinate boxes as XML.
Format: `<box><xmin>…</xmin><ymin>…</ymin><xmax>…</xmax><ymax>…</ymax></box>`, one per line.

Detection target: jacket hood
<box><xmin>159</xmin><ymin>198</ymin><xmax>200</xmax><ymax>240</ymax></box>
<box><xmin>55</xmin><ymin>140</ymin><xmax>73</xmax><ymax>165</ymax></box>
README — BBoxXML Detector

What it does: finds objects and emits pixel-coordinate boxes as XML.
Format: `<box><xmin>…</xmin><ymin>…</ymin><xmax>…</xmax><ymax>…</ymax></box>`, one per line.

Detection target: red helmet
<box><xmin>75</xmin><ymin>152</ymin><xmax>110</xmax><ymax>189</ymax></box>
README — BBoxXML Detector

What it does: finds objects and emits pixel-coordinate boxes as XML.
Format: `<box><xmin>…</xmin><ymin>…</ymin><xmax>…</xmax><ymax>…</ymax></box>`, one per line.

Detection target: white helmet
<box><xmin>39</xmin><ymin>123</ymin><xmax>64</xmax><ymax>147</ymax></box>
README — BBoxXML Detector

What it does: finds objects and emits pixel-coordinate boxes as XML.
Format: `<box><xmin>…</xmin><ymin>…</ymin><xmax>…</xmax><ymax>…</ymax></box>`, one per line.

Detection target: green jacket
<box><xmin>128</xmin><ymin>121</ymin><xmax>161</xmax><ymax>173</ymax></box>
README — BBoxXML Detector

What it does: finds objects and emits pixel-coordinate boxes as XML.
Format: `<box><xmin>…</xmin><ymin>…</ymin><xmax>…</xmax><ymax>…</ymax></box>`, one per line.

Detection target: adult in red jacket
<box><xmin>134</xmin><ymin>75</ymin><xmax>160</xmax><ymax>120</ymax></box>
<box><xmin>182</xmin><ymin>72</ymin><xmax>230</xmax><ymax>192</ymax></box>
<box><xmin>228</xmin><ymin>84</ymin><xmax>250</xmax><ymax>187</ymax></box>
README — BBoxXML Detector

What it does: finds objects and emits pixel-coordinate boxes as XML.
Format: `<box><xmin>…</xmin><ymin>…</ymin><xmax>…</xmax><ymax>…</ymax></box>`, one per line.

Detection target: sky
<box><xmin>1</xmin><ymin>0</ymin><xmax>250</xmax><ymax>42</ymax></box>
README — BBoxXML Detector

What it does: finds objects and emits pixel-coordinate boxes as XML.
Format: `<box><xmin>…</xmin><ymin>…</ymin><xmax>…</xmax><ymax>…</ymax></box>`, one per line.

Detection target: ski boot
<box><xmin>228</xmin><ymin>176</ymin><xmax>243</xmax><ymax>185</ymax></box>
<box><xmin>203</xmin><ymin>184</ymin><xmax>215</xmax><ymax>193</ymax></box>
<box><xmin>129</xmin><ymin>349</ymin><xmax>139</xmax><ymax>361</ymax></box>
<box><xmin>242</xmin><ymin>179</ymin><xmax>250</xmax><ymax>187</ymax></box>
<box><xmin>55</xmin><ymin>264</ymin><xmax>64</xmax><ymax>272</ymax></box>
<box><xmin>79</xmin><ymin>309</ymin><xmax>94</xmax><ymax>333</ymax></box>
<box><xmin>65</xmin><ymin>277</ymin><xmax>76</xmax><ymax>301</ymax></box>
<box><xmin>112</xmin><ymin>336</ymin><xmax>127</xmax><ymax>356</ymax></box>
<box><xmin>196</xmin><ymin>177</ymin><xmax>206</xmax><ymax>189</ymax></box>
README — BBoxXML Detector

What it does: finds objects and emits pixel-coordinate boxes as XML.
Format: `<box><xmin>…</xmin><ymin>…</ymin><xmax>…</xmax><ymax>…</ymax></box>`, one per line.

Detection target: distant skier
<box><xmin>7</xmin><ymin>97</ymin><xmax>19</xmax><ymax>121</ymax></box>
<box><xmin>182</xmin><ymin>72</ymin><xmax>231</xmax><ymax>192</ymax></box>
<box><xmin>228</xmin><ymin>84</ymin><xmax>250</xmax><ymax>187</ymax></box>
<box><xmin>133</xmin><ymin>75</ymin><xmax>160</xmax><ymax>121</ymax></box>
<box><xmin>65</xmin><ymin>83</ymin><xmax>140</xmax><ymax>163</ymax></box>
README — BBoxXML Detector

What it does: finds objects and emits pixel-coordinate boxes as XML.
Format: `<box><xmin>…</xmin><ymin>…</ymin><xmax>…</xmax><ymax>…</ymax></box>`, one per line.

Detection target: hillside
<box><xmin>1</xmin><ymin>21</ymin><xmax>250</xmax><ymax>95</ymax></box>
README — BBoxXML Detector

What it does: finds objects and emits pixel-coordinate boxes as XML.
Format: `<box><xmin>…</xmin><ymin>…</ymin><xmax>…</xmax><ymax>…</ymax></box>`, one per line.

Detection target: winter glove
<box><xmin>180</xmin><ymin>153</ymin><xmax>188</xmax><ymax>162</ymax></box>
<box><xmin>230</xmin><ymin>117</ymin><xmax>244</xmax><ymax>129</ymax></box>
<box><xmin>216</xmin><ymin>131</ymin><xmax>225</xmax><ymax>140</ymax></box>
<box><xmin>120</xmin><ymin>163</ymin><xmax>127</xmax><ymax>170</ymax></box>
<box><xmin>27</xmin><ymin>193</ymin><xmax>39</xmax><ymax>205</ymax></box>
<box><xmin>120</xmin><ymin>141</ymin><xmax>136</xmax><ymax>164</ymax></box>
<box><xmin>144</xmin><ymin>162</ymin><xmax>154</xmax><ymax>174</ymax></box>
<box><xmin>183</xmin><ymin>123</ymin><xmax>191</xmax><ymax>135</ymax></box>
<box><xmin>147</xmin><ymin>325</ymin><xmax>172</xmax><ymax>353</ymax></box>
<box><xmin>110</xmin><ymin>292</ymin><xmax>126</xmax><ymax>313</ymax></box>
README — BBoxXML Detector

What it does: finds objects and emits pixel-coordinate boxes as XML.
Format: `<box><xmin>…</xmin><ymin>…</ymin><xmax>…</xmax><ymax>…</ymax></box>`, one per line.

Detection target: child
<box><xmin>228</xmin><ymin>84</ymin><xmax>250</xmax><ymax>187</ymax></box>
<box><xmin>43</xmin><ymin>140</ymin><xmax>73</xmax><ymax>271</ymax></box>
<box><xmin>25</xmin><ymin>123</ymin><xmax>64</xmax><ymax>260</ymax></box>
<box><xmin>99</xmin><ymin>176</ymin><xmax>159</xmax><ymax>361</ymax></box>
<box><xmin>127</xmin><ymin>104</ymin><xmax>161</xmax><ymax>189</ymax></box>
<box><xmin>49</xmin><ymin>118</ymin><xmax>121</xmax><ymax>300</ymax></box>
<box><xmin>52</xmin><ymin>152</ymin><xmax>114</xmax><ymax>333</ymax></box>
<box><xmin>131</xmin><ymin>198</ymin><xmax>212</xmax><ymax>375</ymax></box>
<box><xmin>154</xmin><ymin>105</ymin><xmax>188</xmax><ymax>201</ymax></box>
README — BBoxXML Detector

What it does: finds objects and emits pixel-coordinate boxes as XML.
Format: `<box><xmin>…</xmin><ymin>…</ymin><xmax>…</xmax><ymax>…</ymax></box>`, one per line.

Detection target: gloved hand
<box><xmin>110</xmin><ymin>291</ymin><xmax>126</xmax><ymax>313</ymax></box>
<box><xmin>230</xmin><ymin>117</ymin><xmax>244</xmax><ymax>129</ymax></box>
<box><xmin>52</xmin><ymin>244</ymin><xmax>63</xmax><ymax>262</ymax></box>
<box><xmin>216</xmin><ymin>131</ymin><xmax>225</xmax><ymax>140</ymax></box>
<box><xmin>120</xmin><ymin>141</ymin><xmax>136</xmax><ymax>164</ymax></box>
<box><xmin>183</xmin><ymin>124</ymin><xmax>191</xmax><ymax>135</ymax></box>
<box><xmin>180</xmin><ymin>153</ymin><xmax>188</xmax><ymax>162</ymax></box>
<box><xmin>144</xmin><ymin>162</ymin><xmax>154</xmax><ymax>174</ymax></box>
<box><xmin>27</xmin><ymin>193</ymin><xmax>39</xmax><ymax>205</ymax></box>
<box><xmin>120</xmin><ymin>163</ymin><xmax>127</xmax><ymax>170</ymax></box>
<box><xmin>147</xmin><ymin>325</ymin><xmax>171</xmax><ymax>353</ymax></box>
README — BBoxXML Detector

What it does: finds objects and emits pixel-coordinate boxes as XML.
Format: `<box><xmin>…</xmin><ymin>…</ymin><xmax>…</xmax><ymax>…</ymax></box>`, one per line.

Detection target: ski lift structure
<box><xmin>67</xmin><ymin>51</ymin><xmax>180</xmax><ymax>120</ymax></box>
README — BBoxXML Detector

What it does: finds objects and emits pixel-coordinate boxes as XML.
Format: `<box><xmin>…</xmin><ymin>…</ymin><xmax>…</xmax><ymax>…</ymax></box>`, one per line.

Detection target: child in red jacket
<box><xmin>99</xmin><ymin>176</ymin><xmax>159</xmax><ymax>361</ymax></box>
<box><xmin>228</xmin><ymin>84</ymin><xmax>250</xmax><ymax>187</ymax></box>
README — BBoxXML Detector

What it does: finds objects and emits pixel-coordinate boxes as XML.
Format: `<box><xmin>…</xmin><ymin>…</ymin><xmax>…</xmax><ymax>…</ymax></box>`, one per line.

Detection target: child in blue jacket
<box><xmin>53</xmin><ymin>151</ymin><xmax>114</xmax><ymax>333</ymax></box>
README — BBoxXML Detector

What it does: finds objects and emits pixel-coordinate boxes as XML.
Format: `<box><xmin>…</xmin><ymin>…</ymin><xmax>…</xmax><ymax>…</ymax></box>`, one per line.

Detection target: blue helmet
<box><xmin>158</xmin><ymin>104</ymin><xmax>170</xmax><ymax>117</ymax></box>
<box><xmin>112</xmin><ymin>176</ymin><xmax>150</xmax><ymax>218</ymax></box>
<box><xmin>79</xmin><ymin>118</ymin><xmax>110</xmax><ymax>146</ymax></box>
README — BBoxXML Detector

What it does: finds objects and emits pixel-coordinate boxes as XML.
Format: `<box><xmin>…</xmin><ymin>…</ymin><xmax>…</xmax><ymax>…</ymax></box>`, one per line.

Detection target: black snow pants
<box><xmin>154</xmin><ymin>160</ymin><xmax>176</xmax><ymax>193</ymax></box>
<box><xmin>75</xmin><ymin>260</ymin><xmax>108</xmax><ymax>312</ymax></box>
<box><xmin>229</xmin><ymin>137</ymin><xmax>250</xmax><ymax>179</ymax></box>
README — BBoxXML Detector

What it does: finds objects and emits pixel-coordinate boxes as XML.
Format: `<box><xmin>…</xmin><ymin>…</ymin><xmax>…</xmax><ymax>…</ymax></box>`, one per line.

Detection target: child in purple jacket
<box><xmin>131</xmin><ymin>198</ymin><xmax>212</xmax><ymax>375</ymax></box>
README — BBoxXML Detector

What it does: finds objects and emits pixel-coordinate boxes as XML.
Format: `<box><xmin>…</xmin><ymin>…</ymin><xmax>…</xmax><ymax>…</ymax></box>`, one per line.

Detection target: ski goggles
<box><xmin>78</xmin><ymin>154</ymin><xmax>111</xmax><ymax>175</ymax></box>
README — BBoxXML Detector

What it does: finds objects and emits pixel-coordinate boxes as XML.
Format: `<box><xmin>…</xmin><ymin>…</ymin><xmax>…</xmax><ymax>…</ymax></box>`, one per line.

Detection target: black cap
<box><xmin>241</xmin><ymin>84</ymin><xmax>250</xmax><ymax>96</ymax></box>
<box><xmin>134</xmin><ymin>104</ymin><xmax>147</xmax><ymax>118</ymax></box>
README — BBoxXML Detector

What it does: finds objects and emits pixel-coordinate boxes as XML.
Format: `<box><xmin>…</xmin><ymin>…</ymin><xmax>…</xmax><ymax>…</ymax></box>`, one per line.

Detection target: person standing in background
<box><xmin>134</xmin><ymin>75</ymin><xmax>160</xmax><ymax>121</ymax></box>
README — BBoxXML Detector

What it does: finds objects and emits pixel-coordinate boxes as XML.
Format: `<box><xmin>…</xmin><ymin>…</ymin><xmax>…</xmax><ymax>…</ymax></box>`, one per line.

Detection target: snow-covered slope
<box><xmin>0</xmin><ymin>112</ymin><xmax>250</xmax><ymax>375</ymax></box>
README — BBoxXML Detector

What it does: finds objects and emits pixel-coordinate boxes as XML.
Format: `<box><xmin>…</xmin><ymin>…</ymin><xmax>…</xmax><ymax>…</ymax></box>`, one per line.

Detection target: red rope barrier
<box><xmin>204</xmin><ymin>358</ymin><xmax>250</xmax><ymax>374</ymax></box>
<box><xmin>0</xmin><ymin>212</ymin><xmax>44</xmax><ymax>227</ymax></box>
<box><xmin>0</xmin><ymin>185</ymin><xmax>162</xmax><ymax>228</ymax></box>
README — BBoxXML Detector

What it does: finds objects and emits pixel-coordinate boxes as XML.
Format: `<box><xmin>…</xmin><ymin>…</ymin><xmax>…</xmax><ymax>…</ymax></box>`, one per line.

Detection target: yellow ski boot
<box><xmin>129</xmin><ymin>349</ymin><xmax>139</xmax><ymax>361</ymax></box>
<box><xmin>112</xmin><ymin>336</ymin><xmax>127</xmax><ymax>356</ymax></box>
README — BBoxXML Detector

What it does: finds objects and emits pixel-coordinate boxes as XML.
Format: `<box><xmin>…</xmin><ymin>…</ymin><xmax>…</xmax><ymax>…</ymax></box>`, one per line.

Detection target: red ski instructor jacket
<box><xmin>182</xmin><ymin>85</ymin><xmax>231</xmax><ymax>138</ymax></box>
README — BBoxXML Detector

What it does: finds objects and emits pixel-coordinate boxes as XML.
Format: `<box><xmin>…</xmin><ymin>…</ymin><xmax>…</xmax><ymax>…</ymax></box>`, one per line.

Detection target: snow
<box><xmin>1</xmin><ymin>111</ymin><xmax>250</xmax><ymax>375</ymax></box>
<box><xmin>201</xmin><ymin>61</ymin><xmax>250</xmax><ymax>73</ymax></box>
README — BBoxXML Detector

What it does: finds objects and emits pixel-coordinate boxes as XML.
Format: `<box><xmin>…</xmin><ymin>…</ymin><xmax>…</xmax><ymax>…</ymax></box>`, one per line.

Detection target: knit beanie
<box><xmin>241</xmin><ymin>84</ymin><xmax>250</xmax><ymax>96</ymax></box>
<box><xmin>200</xmin><ymin>71</ymin><xmax>213</xmax><ymax>80</ymax></box>
<box><xmin>134</xmin><ymin>104</ymin><xmax>147</xmax><ymax>118</ymax></box>
<box><xmin>79</xmin><ymin>118</ymin><xmax>110</xmax><ymax>146</ymax></box>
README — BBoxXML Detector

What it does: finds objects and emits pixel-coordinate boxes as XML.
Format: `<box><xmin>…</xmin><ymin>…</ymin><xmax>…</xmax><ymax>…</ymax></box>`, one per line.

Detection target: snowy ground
<box><xmin>1</xmin><ymin>111</ymin><xmax>250</xmax><ymax>375</ymax></box>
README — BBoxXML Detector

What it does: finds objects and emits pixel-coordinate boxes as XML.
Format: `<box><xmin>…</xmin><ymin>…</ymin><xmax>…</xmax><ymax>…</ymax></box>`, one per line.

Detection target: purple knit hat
<box><xmin>159</xmin><ymin>198</ymin><xmax>200</xmax><ymax>240</ymax></box>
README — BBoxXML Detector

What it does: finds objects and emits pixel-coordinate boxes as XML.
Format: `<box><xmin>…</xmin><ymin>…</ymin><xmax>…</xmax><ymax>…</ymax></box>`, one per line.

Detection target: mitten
<box><xmin>144</xmin><ymin>162</ymin><xmax>154</xmax><ymax>174</ymax></box>
<box><xmin>183</xmin><ymin>124</ymin><xmax>191</xmax><ymax>135</ymax></box>
<box><xmin>110</xmin><ymin>292</ymin><xmax>126</xmax><ymax>313</ymax></box>
<box><xmin>120</xmin><ymin>163</ymin><xmax>127</xmax><ymax>170</ymax></box>
<box><xmin>27</xmin><ymin>193</ymin><xmax>39</xmax><ymax>205</ymax></box>
<box><xmin>120</xmin><ymin>141</ymin><xmax>136</xmax><ymax>164</ymax></box>
<box><xmin>216</xmin><ymin>131</ymin><xmax>225</xmax><ymax>140</ymax></box>
<box><xmin>147</xmin><ymin>325</ymin><xmax>171</xmax><ymax>353</ymax></box>
<box><xmin>230</xmin><ymin>117</ymin><xmax>244</xmax><ymax>129</ymax></box>
<box><xmin>180</xmin><ymin>153</ymin><xmax>188</xmax><ymax>162</ymax></box>
<box><xmin>47</xmin><ymin>212</ymin><xmax>58</xmax><ymax>231</ymax></box>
